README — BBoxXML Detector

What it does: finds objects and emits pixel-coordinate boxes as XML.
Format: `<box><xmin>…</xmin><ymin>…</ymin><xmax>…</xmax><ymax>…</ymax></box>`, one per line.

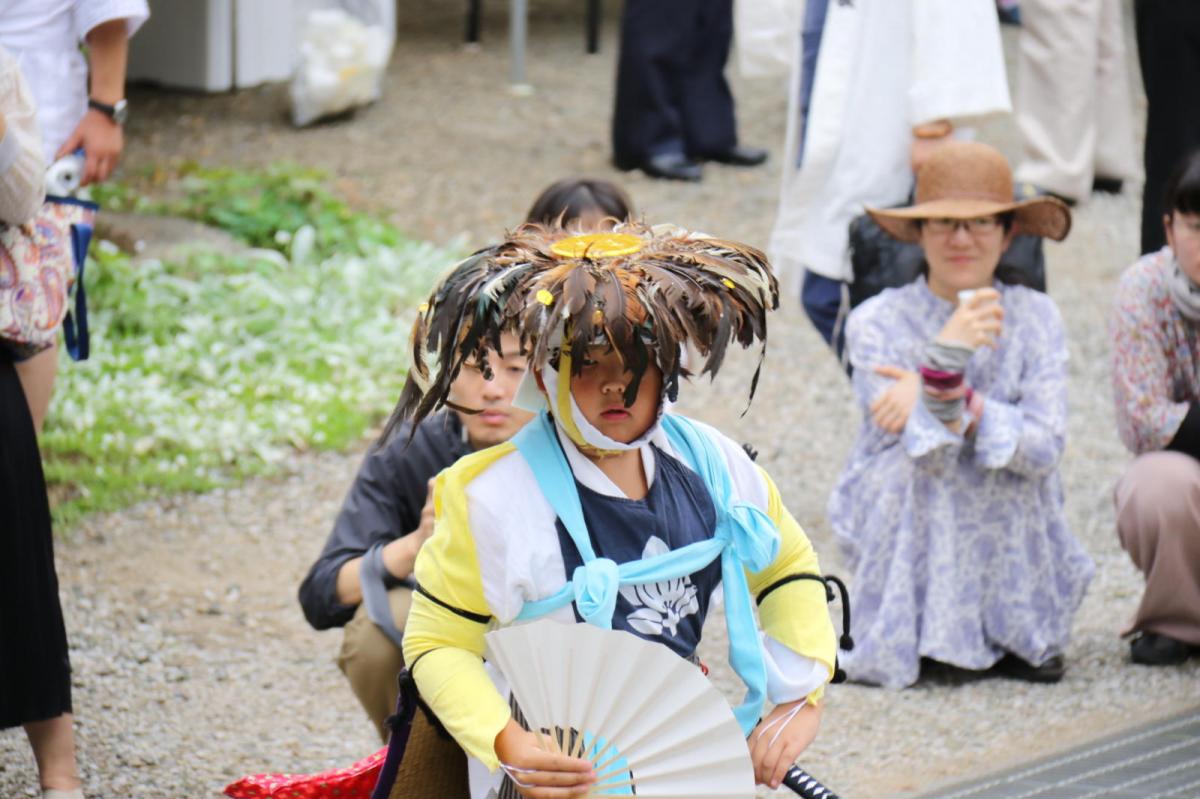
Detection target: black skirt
<box><xmin>0</xmin><ymin>353</ymin><xmax>71</xmax><ymax>728</ymax></box>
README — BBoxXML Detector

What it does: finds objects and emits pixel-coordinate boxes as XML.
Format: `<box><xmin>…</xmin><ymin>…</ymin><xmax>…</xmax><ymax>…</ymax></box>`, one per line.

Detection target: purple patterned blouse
<box><xmin>828</xmin><ymin>277</ymin><xmax>1094</xmax><ymax>688</ymax></box>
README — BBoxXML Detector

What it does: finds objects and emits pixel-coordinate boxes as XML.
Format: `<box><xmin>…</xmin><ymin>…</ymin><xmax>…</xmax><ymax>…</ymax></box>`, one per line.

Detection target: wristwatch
<box><xmin>88</xmin><ymin>97</ymin><xmax>128</xmax><ymax>126</ymax></box>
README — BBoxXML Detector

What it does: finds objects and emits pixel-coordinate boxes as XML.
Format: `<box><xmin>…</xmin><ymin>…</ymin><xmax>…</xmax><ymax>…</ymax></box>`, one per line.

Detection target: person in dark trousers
<box><xmin>1135</xmin><ymin>0</ymin><xmax>1200</xmax><ymax>254</ymax></box>
<box><xmin>0</xmin><ymin>44</ymin><xmax>89</xmax><ymax>799</ymax></box>
<box><xmin>611</xmin><ymin>0</ymin><xmax>766</xmax><ymax>182</ymax></box>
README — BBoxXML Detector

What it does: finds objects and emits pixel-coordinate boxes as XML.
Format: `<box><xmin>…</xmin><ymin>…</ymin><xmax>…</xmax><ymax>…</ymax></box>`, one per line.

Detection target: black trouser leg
<box><xmin>1136</xmin><ymin>0</ymin><xmax>1200</xmax><ymax>254</ymax></box>
<box><xmin>611</xmin><ymin>0</ymin><xmax>737</xmax><ymax>164</ymax></box>
<box><xmin>679</xmin><ymin>0</ymin><xmax>737</xmax><ymax>158</ymax></box>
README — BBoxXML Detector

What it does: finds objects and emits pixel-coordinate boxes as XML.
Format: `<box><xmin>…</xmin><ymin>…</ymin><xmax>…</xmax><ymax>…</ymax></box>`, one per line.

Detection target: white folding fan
<box><xmin>484</xmin><ymin>619</ymin><xmax>756</xmax><ymax>798</ymax></box>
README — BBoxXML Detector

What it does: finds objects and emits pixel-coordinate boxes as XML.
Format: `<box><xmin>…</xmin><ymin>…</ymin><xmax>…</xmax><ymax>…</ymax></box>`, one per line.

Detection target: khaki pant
<box><xmin>1115</xmin><ymin>451</ymin><xmax>1200</xmax><ymax>645</ymax></box>
<box><xmin>1014</xmin><ymin>0</ymin><xmax>1140</xmax><ymax>200</ymax></box>
<box><xmin>338</xmin><ymin>587</ymin><xmax>413</xmax><ymax>741</ymax></box>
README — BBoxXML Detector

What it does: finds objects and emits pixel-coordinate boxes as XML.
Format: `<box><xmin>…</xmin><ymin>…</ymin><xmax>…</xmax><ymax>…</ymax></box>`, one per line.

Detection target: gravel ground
<box><xmin>3</xmin><ymin>2</ymin><xmax>1198</xmax><ymax>797</ymax></box>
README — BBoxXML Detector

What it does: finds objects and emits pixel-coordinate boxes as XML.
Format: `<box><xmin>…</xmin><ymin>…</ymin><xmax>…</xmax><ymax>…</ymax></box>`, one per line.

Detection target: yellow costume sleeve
<box><xmin>402</xmin><ymin>445</ymin><xmax>517</xmax><ymax>770</ymax></box>
<box><xmin>745</xmin><ymin>467</ymin><xmax>838</xmax><ymax>704</ymax></box>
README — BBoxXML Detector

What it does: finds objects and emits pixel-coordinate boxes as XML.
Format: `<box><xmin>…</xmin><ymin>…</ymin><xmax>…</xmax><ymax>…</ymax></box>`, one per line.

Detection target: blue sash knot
<box><xmin>572</xmin><ymin>557</ymin><xmax>621</xmax><ymax>628</ymax></box>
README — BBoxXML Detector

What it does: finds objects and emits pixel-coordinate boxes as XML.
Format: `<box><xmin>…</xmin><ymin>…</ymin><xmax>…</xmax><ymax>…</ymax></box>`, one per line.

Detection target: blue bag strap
<box><xmin>46</xmin><ymin>195</ymin><xmax>97</xmax><ymax>362</ymax></box>
<box><xmin>61</xmin><ymin>220</ymin><xmax>88</xmax><ymax>360</ymax></box>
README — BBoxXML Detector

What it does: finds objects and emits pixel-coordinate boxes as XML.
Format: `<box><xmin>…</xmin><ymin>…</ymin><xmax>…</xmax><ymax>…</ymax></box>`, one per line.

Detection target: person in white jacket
<box><xmin>0</xmin><ymin>0</ymin><xmax>148</xmax><ymax>435</ymax></box>
<box><xmin>766</xmin><ymin>0</ymin><xmax>1011</xmax><ymax>360</ymax></box>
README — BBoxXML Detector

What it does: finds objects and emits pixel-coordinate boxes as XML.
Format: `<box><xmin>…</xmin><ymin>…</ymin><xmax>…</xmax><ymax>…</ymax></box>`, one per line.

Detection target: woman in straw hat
<box><xmin>828</xmin><ymin>141</ymin><xmax>1095</xmax><ymax>689</ymax></box>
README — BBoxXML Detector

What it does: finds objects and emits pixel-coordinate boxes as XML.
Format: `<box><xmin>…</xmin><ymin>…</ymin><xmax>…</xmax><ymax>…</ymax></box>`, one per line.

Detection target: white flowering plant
<box><xmin>43</xmin><ymin>168</ymin><xmax>453</xmax><ymax>526</ymax></box>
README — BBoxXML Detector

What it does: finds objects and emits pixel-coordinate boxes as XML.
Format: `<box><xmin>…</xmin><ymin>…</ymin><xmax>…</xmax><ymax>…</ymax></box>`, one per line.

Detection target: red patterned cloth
<box><xmin>224</xmin><ymin>747</ymin><xmax>386</xmax><ymax>798</ymax></box>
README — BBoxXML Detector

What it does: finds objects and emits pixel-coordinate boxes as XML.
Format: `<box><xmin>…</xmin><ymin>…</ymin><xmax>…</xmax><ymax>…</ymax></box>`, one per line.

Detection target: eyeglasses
<box><xmin>923</xmin><ymin>217</ymin><xmax>1002</xmax><ymax>236</ymax></box>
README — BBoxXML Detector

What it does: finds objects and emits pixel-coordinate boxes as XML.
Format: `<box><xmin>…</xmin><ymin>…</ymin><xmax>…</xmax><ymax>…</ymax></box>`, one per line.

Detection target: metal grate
<box><xmin>917</xmin><ymin>708</ymin><xmax>1200</xmax><ymax>799</ymax></box>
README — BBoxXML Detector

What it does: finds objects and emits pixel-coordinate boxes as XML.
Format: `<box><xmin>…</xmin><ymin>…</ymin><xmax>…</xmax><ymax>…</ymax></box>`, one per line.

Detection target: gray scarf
<box><xmin>1167</xmin><ymin>256</ymin><xmax>1200</xmax><ymax>323</ymax></box>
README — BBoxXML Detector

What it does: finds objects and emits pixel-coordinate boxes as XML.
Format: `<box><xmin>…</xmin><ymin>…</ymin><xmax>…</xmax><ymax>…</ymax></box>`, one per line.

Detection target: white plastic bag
<box><xmin>290</xmin><ymin>0</ymin><xmax>394</xmax><ymax>126</ymax></box>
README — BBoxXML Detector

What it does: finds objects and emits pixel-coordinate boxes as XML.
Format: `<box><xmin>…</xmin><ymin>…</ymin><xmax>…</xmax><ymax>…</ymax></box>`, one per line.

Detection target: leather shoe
<box><xmin>615</xmin><ymin>152</ymin><xmax>703</xmax><ymax>182</ymax></box>
<box><xmin>994</xmin><ymin>653</ymin><xmax>1065</xmax><ymax>683</ymax></box>
<box><xmin>1131</xmin><ymin>632</ymin><xmax>1193</xmax><ymax>666</ymax></box>
<box><xmin>699</xmin><ymin>145</ymin><xmax>768</xmax><ymax>167</ymax></box>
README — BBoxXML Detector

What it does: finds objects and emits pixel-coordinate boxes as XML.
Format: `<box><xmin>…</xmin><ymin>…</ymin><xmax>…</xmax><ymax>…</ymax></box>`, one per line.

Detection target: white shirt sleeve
<box><xmin>909</xmin><ymin>0</ymin><xmax>1011</xmax><ymax>124</ymax></box>
<box><xmin>72</xmin><ymin>0</ymin><xmax>149</xmax><ymax>42</ymax></box>
<box><xmin>763</xmin><ymin>633</ymin><xmax>832</xmax><ymax>704</ymax></box>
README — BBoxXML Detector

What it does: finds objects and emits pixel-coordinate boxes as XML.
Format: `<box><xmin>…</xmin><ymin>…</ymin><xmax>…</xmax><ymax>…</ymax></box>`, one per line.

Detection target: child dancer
<box><xmin>391</xmin><ymin>223</ymin><xmax>838</xmax><ymax>797</ymax></box>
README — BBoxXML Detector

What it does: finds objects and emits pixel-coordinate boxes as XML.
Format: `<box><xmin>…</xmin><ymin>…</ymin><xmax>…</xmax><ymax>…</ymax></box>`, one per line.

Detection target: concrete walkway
<box><xmin>918</xmin><ymin>707</ymin><xmax>1200</xmax><ymax>799</ymax></box>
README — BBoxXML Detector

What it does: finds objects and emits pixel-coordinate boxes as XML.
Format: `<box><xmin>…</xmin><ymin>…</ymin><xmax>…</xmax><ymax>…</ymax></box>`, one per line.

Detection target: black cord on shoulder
<box><xmin>756</xmin><ymin>573</ymin><xmax>831</xmax><ymax>606</ymax></box>
<box><xmin>756</xmin><ymin>572</ymin><xmax>855</xmax><ymax>682</ymax></box>
<box><xmin>415</xmin><ymin>583</ymin><xmax>492</xmax><ymax>624</ymax></box>
<box><xmin>822</xmin><ymin>574</ymin><xmax>854</xmax><ymax>652</ymax></box>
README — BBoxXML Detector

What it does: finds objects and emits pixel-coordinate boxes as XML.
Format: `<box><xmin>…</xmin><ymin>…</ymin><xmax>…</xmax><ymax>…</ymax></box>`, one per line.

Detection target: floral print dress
<box><xmin>829</xmin><ymin>277</ymin><xmax>1095</xmax><ymax>688</ymax></box>
<box><xmin>1111</xmin><ymin>247</ymin><xmax>1200</xmax><ymax>453</ymax></box>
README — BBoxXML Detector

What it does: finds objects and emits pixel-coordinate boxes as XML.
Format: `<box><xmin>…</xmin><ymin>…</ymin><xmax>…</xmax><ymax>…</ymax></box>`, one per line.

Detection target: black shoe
<box><xmin>1130</xmin><ymin>632</ymin><xmax>1193</xmax><ymax>666</ymax></box>
<box><xmin>994</xmin><ymin>653</ymin><xmax>1065</xmax><ymax>683</ymax></box>
<box><xmin>615</xmin><ymin>152</ymin><xmax>703</xmax><ymax>182</ymax></box>
<box><xmin>698</xmin><ymin>145</ymin><xmax>768</xmax><ymax>167</ymax></box>
<box><xmin>1092</xmin><ymin>176</ymin><xmax>1124</xmax><ymax>195</ymax></box>
<box><xmin>997</xmin><ymin>5</ymin><xmax>1022</xmax><ymax>26</ymax></box>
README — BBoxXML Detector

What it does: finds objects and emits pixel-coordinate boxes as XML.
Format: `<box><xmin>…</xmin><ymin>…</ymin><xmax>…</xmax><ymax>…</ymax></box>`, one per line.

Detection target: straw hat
<box><xmin>866</xmin><ymin>140</ymin><xmax>1072</xmax><ymax>243</ymax></box>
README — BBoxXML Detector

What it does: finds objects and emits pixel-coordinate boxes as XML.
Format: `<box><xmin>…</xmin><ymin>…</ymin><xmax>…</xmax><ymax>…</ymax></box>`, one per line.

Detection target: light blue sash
<box><xmin>512</xmin><ymin>410</ymin><xmax>778</xmax><ymax>735</ymax></box>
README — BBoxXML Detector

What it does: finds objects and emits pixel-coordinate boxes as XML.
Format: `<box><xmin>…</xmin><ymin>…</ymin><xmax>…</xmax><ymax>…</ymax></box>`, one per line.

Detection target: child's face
<box><xmin>570</xmin><ymin>345</ymin><xmax>662</xmax><ymax>444</ymax></box>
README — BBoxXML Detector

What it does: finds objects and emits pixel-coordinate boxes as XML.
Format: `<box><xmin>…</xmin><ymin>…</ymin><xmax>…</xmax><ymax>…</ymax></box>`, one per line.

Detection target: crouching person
<box><xmin>1111</xmin><ymin>149</ymin><xmax>1200</xmax><ymax>666</ymax></box>
<box><xmin>298</xmin><ymin>333</ymin><xmax>532</xmax><ymax>738</ymax></box>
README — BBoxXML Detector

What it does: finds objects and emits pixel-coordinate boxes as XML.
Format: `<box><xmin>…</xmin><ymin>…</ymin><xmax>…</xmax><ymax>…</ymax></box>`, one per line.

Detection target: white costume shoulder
<box><xmin>464</xmin><ymin>448</ymin><xmax>569</xmax><ymax>625</ymax></box>
<box><xmin>672</xmin><ymin>416</ymin><xmax>771</xmax><ymax>512</ymax></box>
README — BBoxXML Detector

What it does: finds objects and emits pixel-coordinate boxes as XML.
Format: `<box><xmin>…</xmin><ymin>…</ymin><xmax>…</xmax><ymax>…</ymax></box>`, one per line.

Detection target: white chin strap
<box><xmin>517</xmin><ymin>361</ymin><xmax>665</xmax><ymax>453</ymax></box>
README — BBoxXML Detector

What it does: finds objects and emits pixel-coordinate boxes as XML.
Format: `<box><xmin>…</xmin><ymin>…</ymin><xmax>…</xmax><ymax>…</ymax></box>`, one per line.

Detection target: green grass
<box><xmin>44</xmin><ymin>166</ymin><xmax>452</xmax><ymax>526</ymax></box>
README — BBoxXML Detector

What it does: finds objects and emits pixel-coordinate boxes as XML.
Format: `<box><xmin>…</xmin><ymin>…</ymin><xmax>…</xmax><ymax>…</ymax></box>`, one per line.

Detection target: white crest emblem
<box><xmin>620</xmin><ymin>536</ymin><xmax>700</xmax><ymax>636</ymax></box>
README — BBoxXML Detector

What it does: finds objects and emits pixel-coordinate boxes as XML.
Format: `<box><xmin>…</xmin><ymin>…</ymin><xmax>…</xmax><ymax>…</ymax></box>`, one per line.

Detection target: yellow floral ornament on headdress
<box><xmin>550</xmin><ymin>232</ymin><xmax>644</xmax><ymax>259</ymax></box>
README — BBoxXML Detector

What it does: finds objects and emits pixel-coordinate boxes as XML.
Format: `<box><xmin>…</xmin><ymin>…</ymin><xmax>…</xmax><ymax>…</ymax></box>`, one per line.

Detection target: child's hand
<box><xmin>747</xmin><ymin>700</ymin><xmax>821</xmax><ymax>790</ymax></box>
<box><xmin>494</xmin><ymin>719</ymin><xmax>596</xmax><ymax>798</ymax></box>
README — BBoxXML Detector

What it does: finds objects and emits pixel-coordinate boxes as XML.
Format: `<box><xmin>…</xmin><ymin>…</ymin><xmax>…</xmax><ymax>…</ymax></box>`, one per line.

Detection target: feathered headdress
<box><xmin>384</xmin><ymin>222</ymin><xmax>779</xmax><ymax>438</ymax></box>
